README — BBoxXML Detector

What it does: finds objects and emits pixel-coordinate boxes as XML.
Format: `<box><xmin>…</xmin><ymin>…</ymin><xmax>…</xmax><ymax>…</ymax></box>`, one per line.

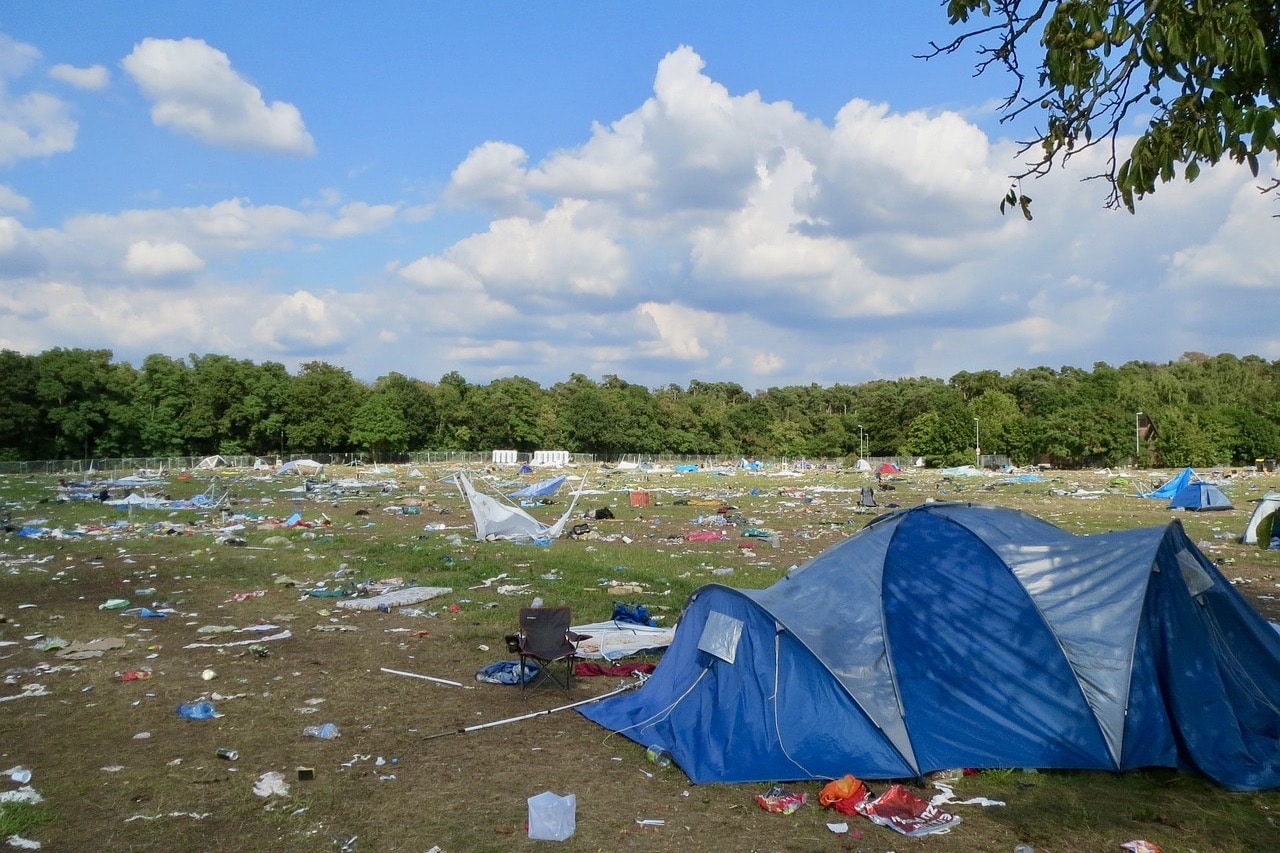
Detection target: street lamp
<box><xmin>858</xmin><ymin>424</ymin><xmax>865</xmax><ymax>461</ymax></box>
<box><xmin>1135</xmin><ymin>412</ymin><xmax>1143</xmax><ymax>463</ymax></box>
<box><xmin>974</xmin><ymin>417</ymin><xmax>981</xmax><ymax>469</ymax></box>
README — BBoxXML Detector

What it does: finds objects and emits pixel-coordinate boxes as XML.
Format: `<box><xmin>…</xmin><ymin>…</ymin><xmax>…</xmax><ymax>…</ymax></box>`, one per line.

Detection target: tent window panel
<box><xmin>698</xmin><ymin>611</ymin><xmax>744</xmax><ymax>664</ymax></box>
<box><xmin>1175</xmin><ymin>548</ymin><xmax>1215</xmax><ymax>598</ymax></box>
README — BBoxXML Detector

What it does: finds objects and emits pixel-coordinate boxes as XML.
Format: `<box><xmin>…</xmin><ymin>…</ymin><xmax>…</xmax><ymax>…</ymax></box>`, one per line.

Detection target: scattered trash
<box><xmin>98</xmin><ymin>599</ymin><xmax>130</xmax><ymax>610</ymax></box>
<box><xmin>296</xmin><ymin>767</ymin><xmax>315</xmax><ymax>781</ymax></box>
<box><xmin>527</xmin><ymin>791</ymin><xmax>575</xmax><ymax>841</ymax></box>
<box><xmin>1121</xmin><ymin>843</ymin><xmax>1161</xmax><ymax>853</ymax></box>
<box><xmin>645</xmin><ymin>745</ymin><xmax>672</xmax><ymax>768</ymax></box>
<box><xmin>3</xmin><ymin>767</ymin><xmax>32</xmax><ymax>784</ymax></box>
<box><xmin>930</xmin><ymin>782</ymin><xmax>1005</xmax><ymax>807</ymax></box>
<box><xmin>755</xmin><ymin>786</ymin><xmax>807</xmax><ymax>814</ymax></box>
<box><xmin>303</xmin><ymin>723</ymin><xmax>340</xmax><ymax>739</ymax></box>
<box><xmin>176</xmin><ymin>701</ymin><xmax>219</xmax><ymax>720</ymax></box>
<box><xmin>5</xmin><ymin>835</ymin><xmax>41</xmax><ymax>849</ymax></box>
<box><xmin>252</xmin><ymin>770</ymin><xmax>290</xmax><ymax>798</ymax></box>
<box><xmin>0</xmin><ymin>787</ymin><xmax>43</xmax><ymax>805</ymax></box>
<box><xmin>124</xmin><ymin>812</ymin><xmax>210</xmax><ymax>822</ymax></box>
<box><xmin>216</xmin><ymin>748</ymin><xmax>239</xmax><ymax>761</ymax></box>
<box><xmin>56</xmin><ymin>637</ymin><xmax>126</xmax><ymax>660</ymax></box>
<box><xmin>818</xmin><ymin>774</ymin><xmax>868</xmax><ymax>815</ymax></box>
<box><xmin>635</xmin><ymin>818</ymin><xmax>665</xmax><ymax>826</ymax></box>
<box><xmin>854</xmin><ymin>784</ymin><xmax>961</xmax><ymax>837</ymax></box>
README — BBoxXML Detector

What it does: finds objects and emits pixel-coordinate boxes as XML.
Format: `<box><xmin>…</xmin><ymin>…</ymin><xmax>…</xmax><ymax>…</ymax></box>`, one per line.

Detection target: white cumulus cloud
<box><xmin>49</xmin><ymin>63</ymin><xmax>109</xmax><ymax>90</ymax></box>
<box><xmin>122</xmin><ymin>37</ymin><xmax>315</xmax><ymax>155</ymax></box>
<box><xmin>124</xmin><ymin>239</ymin><xmax>205</xmax><ymax>277</ymax></box>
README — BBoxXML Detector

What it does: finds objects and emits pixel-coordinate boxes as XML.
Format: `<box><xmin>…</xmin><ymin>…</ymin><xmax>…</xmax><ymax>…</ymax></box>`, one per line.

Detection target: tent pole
<box><xmin>424</xmin><ymin>680</ymin><xmax>638</xmax><ymax>740</ymax></box>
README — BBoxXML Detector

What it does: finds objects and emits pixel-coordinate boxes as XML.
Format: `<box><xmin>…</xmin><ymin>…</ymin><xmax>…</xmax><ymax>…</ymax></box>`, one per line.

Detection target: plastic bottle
<box><xmin>176</xmin><ymin>701</ymin><xmax>217</xmax><ymax>720</ymax></box>
<box><xmin>531</xmin><ymin>596</ymin><xmax>544</xmax><ymax>608</ymax></box>
<box><xmin>1014</xmin><ymin>845</ymin><xmax>1034</xmax><ymax>853</ymax></box>
<box><xmin>645</xmin><ymin>745</ymin><xmax>672</xmax><ymax>768</ymax></box>
<box><xmin>303</xmin><ymin>722</ymin><xmax>340</xmax><ymax>739</ymax></box>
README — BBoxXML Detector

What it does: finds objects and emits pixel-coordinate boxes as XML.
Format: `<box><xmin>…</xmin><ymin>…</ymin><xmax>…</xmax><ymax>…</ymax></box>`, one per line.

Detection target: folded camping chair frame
<box><xmin>508</xmin><ymin>607</ymin><xmax>590</xmax><ymax>694</ymax></box>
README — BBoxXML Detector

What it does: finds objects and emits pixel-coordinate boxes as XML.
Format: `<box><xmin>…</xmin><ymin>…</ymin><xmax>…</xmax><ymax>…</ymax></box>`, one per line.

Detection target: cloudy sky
<box><xmin>0</xmin><ymin>3</ymin><xmax>1273</xmax><ymax>390</ymax></box>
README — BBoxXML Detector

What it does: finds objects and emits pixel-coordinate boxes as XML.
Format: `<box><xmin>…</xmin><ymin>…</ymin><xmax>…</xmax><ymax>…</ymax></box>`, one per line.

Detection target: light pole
<box><xmin>974</xmin><ymin>417</ymin><xmax>981</xmax><ymax>469</ymax></box>
<box><xmin>1135</xmin><ymin>412</ymin><xmax>1143</xmax><ymax>464</ymax></box>
<box><xmin>858</xmin><ymin>424</ymin><xmax>865</xmax><ymax>461</ymax></box>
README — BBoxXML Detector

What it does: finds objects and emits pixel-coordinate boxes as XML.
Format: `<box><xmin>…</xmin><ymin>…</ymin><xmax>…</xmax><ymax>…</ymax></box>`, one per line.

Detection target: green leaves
<box><xmin>938</xmin><ymin>0</ymin><xmax>1280</xmax><ymax>214</ymax></box>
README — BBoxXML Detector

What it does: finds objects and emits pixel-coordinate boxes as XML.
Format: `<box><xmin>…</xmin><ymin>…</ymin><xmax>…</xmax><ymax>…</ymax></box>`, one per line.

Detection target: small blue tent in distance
<box><xmin>580</xmin><ymin>503</ymin><xmax>1280</xmax><ymax>791</ymax></box>
<box><xmin>1168</xmin><ymin>481</ymin><xmax>1233</xmax><ymax>511</ymax></box>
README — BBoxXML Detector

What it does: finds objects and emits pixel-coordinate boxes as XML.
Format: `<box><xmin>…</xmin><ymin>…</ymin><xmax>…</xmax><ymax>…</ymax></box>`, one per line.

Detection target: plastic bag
<box><xmin>527</xmin><ymin>791</ymin><xmax>575</xmax><ymax>841</ymax></box>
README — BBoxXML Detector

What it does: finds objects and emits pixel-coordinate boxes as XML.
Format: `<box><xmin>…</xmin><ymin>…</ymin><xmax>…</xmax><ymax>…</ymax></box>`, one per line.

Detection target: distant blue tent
<box><xmin>1141</xmin><ymin>466</ymin><xmax>1195</xmax><ymax>499</ymax></box>
<box><xmin>580</xmin><ymin>503</ymin><xmax>1280</xmax><ymax>791</ymax></box>
<box><xmin>506</xmin><ymin>476</ymin><xmax>568</xmax><ymax>499</ymax></box>
<box><xmin>1169</xmin><ymin>481</ymin><xmax>1233</xmax><ymax>511</ymax></box>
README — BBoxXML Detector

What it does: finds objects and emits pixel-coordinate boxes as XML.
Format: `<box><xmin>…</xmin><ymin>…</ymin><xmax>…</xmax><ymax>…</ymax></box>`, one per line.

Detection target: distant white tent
<box><xmin>194</xmin><ymin>455</ymin><xmax>228</xmax><ymax>470</ymax></box>
<box><xmin>276</xmin><ymin>459</ymin><xmax>324</xmax><ymax>476</ymax></box>
<box><xmin>455</xmin><ymin>472</ymin><xmax>581</xmax><ymax>542</ymax></box>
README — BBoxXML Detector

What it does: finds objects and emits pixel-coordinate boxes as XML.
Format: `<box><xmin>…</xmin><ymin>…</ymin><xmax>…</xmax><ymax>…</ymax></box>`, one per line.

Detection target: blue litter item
<box><xmin>612</xmin><ymin>602</ymin><xmax>656</xmax><ymax>626</ymax></box>
<box><xmin>581</xmin><ymin>502</ymin><xmax>1280</xmax><ymax>791</ymax></box>
<box><xmin>176</xmin><ymin>701</ymin><xmax>217</xmax><ymax>720</ymax></box>
<box><xmin>475</xmin><ymin>660</ymin><xmax>540</xmax><ymax>685</ymax></box>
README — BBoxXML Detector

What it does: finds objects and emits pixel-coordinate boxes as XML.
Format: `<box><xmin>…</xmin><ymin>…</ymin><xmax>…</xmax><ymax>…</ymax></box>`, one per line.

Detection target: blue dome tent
<box><xmin>1168</xmin><ymin>481</ymin><xmax>1233</xmax><ymax>511</ymax></box>
<box><xmin>580</xmin><ymin>503</ymin><xmax>1280</xmax><ymax>791</ymax></box>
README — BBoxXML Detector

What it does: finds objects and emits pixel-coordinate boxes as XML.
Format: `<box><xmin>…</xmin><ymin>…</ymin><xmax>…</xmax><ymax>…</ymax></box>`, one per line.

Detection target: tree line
<box><xmin>2</xmin><ymin>348</ymin><xmax>1277</xmax><ymax>469</ymax></box>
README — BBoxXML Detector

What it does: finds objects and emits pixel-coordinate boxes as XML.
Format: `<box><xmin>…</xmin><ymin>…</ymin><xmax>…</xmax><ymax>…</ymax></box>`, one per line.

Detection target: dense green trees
<box><xmin>3</xmin><ymin>347</ymin><xmax>1280</xmax><ymax>468</ymax></box>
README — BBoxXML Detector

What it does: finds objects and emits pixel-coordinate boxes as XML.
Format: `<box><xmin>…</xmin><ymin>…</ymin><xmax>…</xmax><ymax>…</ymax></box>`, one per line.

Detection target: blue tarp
<box><xmin>507</xmin><ymin>476</ymin><xmax>568</xmax><ymax>499</ymax></box>
<box><xmin>581</xmin><ymin>502</ymin><xmax>1280</xmax><ymax>790</ymax></box>
<box><xmin>1142</xmin><ymin>466</ymin><xmax>1195</xmax><ymax>499</ymax></box>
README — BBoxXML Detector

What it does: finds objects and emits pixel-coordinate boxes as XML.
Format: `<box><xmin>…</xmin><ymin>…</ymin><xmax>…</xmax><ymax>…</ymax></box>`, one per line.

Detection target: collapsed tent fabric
<box><xmin>1141</xmin><ymin>466</ymin><xmax>1195</xmax><ymax>499</ymax></box>
<box><xmin>1168</xmin><ymin>481</ymin><xmax>1233</xmax><ymax>511</ymax></box>
<box><xmin>1243</xmin><ymin>493</ymin><xmax>1280</xmax><ymax>548</ymax></box>
<box><xmin>276</xmin><ymin>459</ymin><xmax>324</xmax><ymax>476</ymax></box>
<box><xmin>580</xmin><ymin>502</ymin><xmax>1280</xmax><ymax>791</ymax></box>
<box><xmin>507</xmin><ymin>475</ymin><xmax>568</xmax><ymax>499</ymax></box>
<box><xmin>455</xmin><ymin>472</ymin><xmax>579</xmax><ymax>542</ymax></box>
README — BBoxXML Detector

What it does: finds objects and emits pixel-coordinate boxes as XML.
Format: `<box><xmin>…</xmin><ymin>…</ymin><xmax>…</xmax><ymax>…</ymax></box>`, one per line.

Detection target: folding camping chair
<box><xmin>507</xmin><ymin>607</ymin><xmax>590</xmax><ymax>694</ymax></box>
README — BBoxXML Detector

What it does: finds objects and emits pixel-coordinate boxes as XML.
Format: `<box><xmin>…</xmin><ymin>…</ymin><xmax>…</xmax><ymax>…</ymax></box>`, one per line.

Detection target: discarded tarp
<box><xmin>335</xmin><ymin>586</ymin><xmax>452</xmax><ymax>611</ymax></box>
<box><xmin>570</xmin><ymin>620</ymin><xmax>677</xmax><ymax>661</ymax></box>
<box><xmin>1141</xmin><ymin>466</ymin><xmax>1194</xmax><ymax>499</ymax></box>
<box><xmin>456</xmin><ymin>472</ymin><xmax>581</xmax><ymax>542</ymax></box>
<box><xmin>507</xmin><ymin>476</ymin><xmax>568</xmax><ymax>499</ymax></box>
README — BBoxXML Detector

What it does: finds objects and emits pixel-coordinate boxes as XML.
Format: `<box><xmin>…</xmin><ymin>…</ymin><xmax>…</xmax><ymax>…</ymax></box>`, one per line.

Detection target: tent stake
<box><xmin>424</xmin><ymin>680</ymin><xmax>638</xmax><ymax>740</ymax></box>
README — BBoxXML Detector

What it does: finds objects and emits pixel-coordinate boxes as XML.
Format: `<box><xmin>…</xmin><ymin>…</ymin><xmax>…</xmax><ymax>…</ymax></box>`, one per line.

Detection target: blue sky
<box><xmin>0</xmin><ymin>3</ymin><xmax>1273</xmax><ymax>391</ymax></box>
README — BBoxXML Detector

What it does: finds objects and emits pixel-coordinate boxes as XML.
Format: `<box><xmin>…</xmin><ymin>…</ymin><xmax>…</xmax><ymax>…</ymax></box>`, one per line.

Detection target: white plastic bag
<box><xmin>527</xmin><ymin>791</ymin><xmax>575</xmax><ymax>841</ymax></box>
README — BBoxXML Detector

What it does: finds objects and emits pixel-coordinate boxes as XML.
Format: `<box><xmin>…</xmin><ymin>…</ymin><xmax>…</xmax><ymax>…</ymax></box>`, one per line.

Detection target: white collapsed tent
<box><xmin>455</xmin><ymin>472</ymin><xmax>582</xmax><ymax>542</ymax></box>
<box><xmin>276</xmin><ymin>459</ymin><xmax>324</xmax><ymax>476</ymax></box>
<box><xmin>1243</xmin><ymin>493</ymin><xmax>1280</xmax><ymax>548</ymax></box>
